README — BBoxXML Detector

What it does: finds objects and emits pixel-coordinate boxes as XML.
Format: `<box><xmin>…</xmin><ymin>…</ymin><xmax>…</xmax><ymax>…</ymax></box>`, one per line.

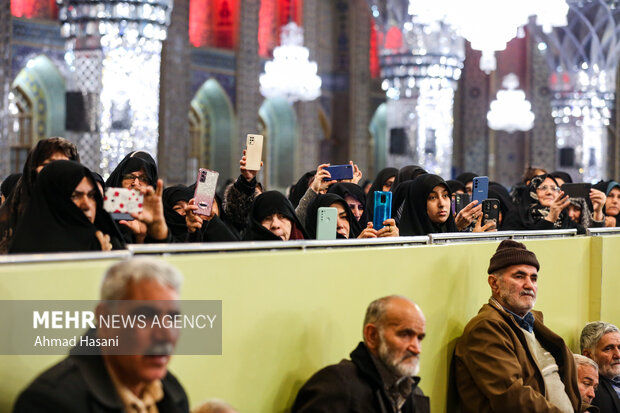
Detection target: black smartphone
<box><xmin>561</xmin><ymin>183</ymin><xmax>593</xmax><ymax>211</ymax></box>
<box><xmin>452</xmin><ymin>193</ymin><xmax>470</xmax><ymax>216</ymax></box>
<box><xmin>482</xmin><ymin>198</ymin><xmax>500</xmax><ymax>226</ymax></box>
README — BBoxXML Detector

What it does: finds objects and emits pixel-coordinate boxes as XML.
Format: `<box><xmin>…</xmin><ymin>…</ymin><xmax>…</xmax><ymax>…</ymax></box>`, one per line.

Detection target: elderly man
<box><xmin>13</xmin><ymin>257</ymin><xmax>189</xmax><ymax>413</ymax></box>
<box><xmin>454</xmin><ymin>240</ymin><xmax>581</xmax><ymax>412</ymax></box>
<box><xmin>581</xmin><ymin>321</ymin><xmax>620</xmax><ymax>412</ymax></box>
<box><xmin>573</xmin><ymin>354</ymin><xmax>599</xmax><ymax>412</ymax></box>
<box><xmin>291</xmin><ymin>295</ymin><xmax>429</xmax><ymax>413</ymax></box>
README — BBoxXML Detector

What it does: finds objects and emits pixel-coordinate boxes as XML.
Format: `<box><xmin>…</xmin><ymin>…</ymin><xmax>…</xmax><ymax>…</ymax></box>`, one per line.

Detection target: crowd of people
<box><xmin>1</xmin><ymin>137</ymin><xmax>619</xmax><ymax>254</ymax></box>
<box><xmin>11</xmin><ymin>243</ymin><xmax>620</xmax><ymax>412</ymax></box>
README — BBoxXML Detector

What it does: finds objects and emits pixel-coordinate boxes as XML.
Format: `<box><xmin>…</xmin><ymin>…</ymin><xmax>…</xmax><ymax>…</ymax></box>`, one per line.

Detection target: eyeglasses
<box><xmin>122</xmin><ymin>173</ymin><xmax>149</xmax><ymax>184</ymax></box>
<box><xmin>536</xmin><ymin>185</ymin><xmax>561</xmax><ymax>193</ymax></box>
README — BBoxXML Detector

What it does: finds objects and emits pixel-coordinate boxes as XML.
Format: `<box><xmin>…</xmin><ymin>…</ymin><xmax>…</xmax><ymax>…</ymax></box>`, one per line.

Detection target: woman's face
<box><xmin>172</xmin><ymin>200</ymin><xmax>188</xmax><ymax>216</ymax></box>
<box><xmin>71</xmin><ymin>177</ymin><xmax>97</xmax><ymax>224</ymax></box>
<box><xmin>382</xmin><ymin>176</ymin><xmax>395</xmax><ymax>192</ymax></box>
<box><xmin>261</xmin><ymin>213</ymin><xmax>292</xmax><ymax>240</ymax></box>
<box><xmin>426</xmin><ymin>185</ymin><xmax>451</xmax><ymax>224</ymax></box>
<box><xmin>567</xmin><ymin>204</ymin><xmax>582</xmax><ymax>223</ymax></box>
<box><xmin>344</xmin><ymin>195</ymin><xmax>364</xmax><ymax>222</ymax></box>
<box><xmin>606</xmin><ymin>187</ymin><xmax>620</xmax><ymax>216</ymax></box>
<box><xmin>535</xmin><ymin>177</ymin><xmax>560</xmax><ymax>207</ymax></box>
<box><xmin>331</xmin><ymin>202</ymin><xmax>350</xmax><ymax>239</ymax></box>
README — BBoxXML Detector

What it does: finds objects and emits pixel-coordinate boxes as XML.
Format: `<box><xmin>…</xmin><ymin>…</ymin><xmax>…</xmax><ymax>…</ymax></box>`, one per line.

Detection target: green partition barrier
<box><xmin>0</xmin><ymin>236</ymin><xmax>611</xmax><ymax>412</ymax></box>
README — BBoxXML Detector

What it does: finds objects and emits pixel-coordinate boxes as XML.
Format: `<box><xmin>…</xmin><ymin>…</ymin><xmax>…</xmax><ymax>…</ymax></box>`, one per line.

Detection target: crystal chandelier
<box><xmin>370</xmin><ymin>0</ymin><xmax>569</xmax><ymax>73</ymax></box>
<box><xmin>57</xmin><ymin>0</ymin><xmax>173</xmax><ymax>175</ymax></box>
<box><xmin>259</xmin><ymin>22</ymin><xmax>321</xmax><ymax>103</ymax></box>
<box><xmin>368</xmin><ymin>0</ymin><xmax>464</xmax><ymax>177</ymax></box>
<box><xmin>534</xmin><ymin>0</ymin><xmax>620</xmax><ymax>183</ymax></box>
<box><xmin>487</xmin><ymin>74</ymin><xmax>535</xmax><ymax>133</ymax></box>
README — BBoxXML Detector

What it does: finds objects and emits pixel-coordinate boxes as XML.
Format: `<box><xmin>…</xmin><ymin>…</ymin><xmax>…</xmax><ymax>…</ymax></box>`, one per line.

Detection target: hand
<box><xmin>590</xmin><ymin>188</ymin><xmax>606</xmax><ymax>221</ymax></box>
<box><xmin>375</xmin><ymin>219</ymin><xmax>399</xmax><ymax>237</ymax></box>
<box><xmin>455</xmin><ymin>201</ymin><xmax>481</xmax><ymax>231</ymax></box>
<box><xmin>311</xmin><ymin>163</ymin><xmax>337</xmax><ymax>194</ymax></box>
<box><xmin>605</xmin><ymin>216</ymin><xmax>617</xmax><ymax>227</ymax></box>
<box><xmin>95</xmin><ymin>230</ymin><xmax>112</xmax><ymax>251</ymax></box>
<box><xmin>358</xmin><ymin>222</ymin><xmax>378</xmax><ymax>239</ymax></box>
<box><xmin>185</xmin><ymin>199</ymin><xmax>208</xmax><ymax>233</ymax></box>
<box><xmin>472</xmin><ymin>214</ymin><xmax>497</xmax><ymax>233</ymax></box>
<box><xmin>349</xmin><ymin>161</ymin><xmax>363</xmax><ymax>184</ymax></box>
<box><xmin>546</xmin><ymin>191</ymin><xmax>570</xmax><ymax>223</ymax></box>
<box><xmin>118</xmin><ymin>218</ymin><xmax>147</xmax><ymax>243</ymax></box>
<box><xmin>240</xmin><ymin>149</ymin><xmax>263</xmax><ymax>182</ymax></box>
<box><xmin>130</xmin><ymin>179</ymin><xmax>168</xmax><ymax>241</ymax></box>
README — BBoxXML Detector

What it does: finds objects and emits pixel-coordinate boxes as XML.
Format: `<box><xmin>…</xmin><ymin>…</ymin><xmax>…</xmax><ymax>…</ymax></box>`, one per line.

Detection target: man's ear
<box><xmin>582</xmin><ymin>349</ymin><xmax>592</xmax><ymax>359</ymax></box>
<box><xmin>488</xmin><ymin>274</ymin><xmax>498</xmax><ymax>294</ymax></box>
<box><xmin>364</xmin><ymin>323</ymin><xmax>379</xmax><ymax>351</ymax></box>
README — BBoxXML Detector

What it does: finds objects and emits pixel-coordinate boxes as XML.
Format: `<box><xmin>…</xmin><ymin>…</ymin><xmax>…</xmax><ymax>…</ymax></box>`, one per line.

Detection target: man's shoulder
<box><xmin>12</xmin><ymin>356</ymin><xmax>92</xmax><ymax>412</ymax></box>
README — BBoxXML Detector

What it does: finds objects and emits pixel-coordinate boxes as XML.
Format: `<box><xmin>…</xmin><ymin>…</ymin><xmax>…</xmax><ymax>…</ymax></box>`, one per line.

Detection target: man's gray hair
<box><xmin>100</xmin><ymin>257</ymin><xmax>183</xmax><ymax>300</ymax></box>
<box><xmin>363</xmin><ymin>295</ymin><xmax>411</xmax><ymax>331</ymax></box>
<box><xmin>573</xmin><ymin>354</ymin><xmax>598</xmax><ymax>371</ymax></box>
<box><xmin>580</xmin><ymin>321</ymin><xmax>620</xmax><ymax>354</ymax></box>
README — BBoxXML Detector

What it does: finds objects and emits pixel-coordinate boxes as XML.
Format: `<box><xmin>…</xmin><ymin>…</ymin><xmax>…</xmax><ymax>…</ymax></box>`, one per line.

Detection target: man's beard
<box><xmin>597</xmin><ymin>358</ymin><xmax>620</xmax><ymax>380</ymax></box>
<box><xmin>377</xmin><ymin>331</ymin><xmax>419</xmax><ymax>377</ymax></box>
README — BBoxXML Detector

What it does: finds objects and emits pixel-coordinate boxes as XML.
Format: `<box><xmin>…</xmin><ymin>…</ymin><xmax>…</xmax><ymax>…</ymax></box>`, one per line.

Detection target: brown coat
<box><xmin>454</xmin><ymin>299</ymin><xmax>581</xmax><ymax>413</ymax></box>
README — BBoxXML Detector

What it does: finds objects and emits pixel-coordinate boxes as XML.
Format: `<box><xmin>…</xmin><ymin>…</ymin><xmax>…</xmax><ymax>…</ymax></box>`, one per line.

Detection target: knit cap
<box><xmin>487</xmin><ymin>239</ymin><xmax>540</xmax><ymax>274</ymax></box>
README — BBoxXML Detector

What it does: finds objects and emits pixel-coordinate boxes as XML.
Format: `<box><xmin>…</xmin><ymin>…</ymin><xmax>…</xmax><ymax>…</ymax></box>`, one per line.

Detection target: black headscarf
<box><xmin>392</xmin><ymin>165</ymin><xmax>427</xmax><ymax>190</ymax></box>
<box><xmin>398</xmin><ymin>174</ymin><xmax>457</xmax><ymax>236</ymax></box>
<box><xmin>446</xmin><ymin>179</ymin><xmax>466</xmax><ymax>194</ymax></box>
<box><xmin>9</xmin><ymin>160</ymin><xmax>124</xmax><ymax>253</ymax></box>
<box><xmin>550</xmin><ymin>171</ymin><xmax>573</xmax><ymax>184</ymax></box>
<box><xmin>162</xmin><ymin>185</ymin><xmax>194</xmax><ymax>242</ymax></box>
<box><xmin>502</xmin><ymin>174</ymin><xmax>585</xmax><ymax>233</ymax></box>
<box><xmin>288</xmin><ymin>171</ymin><xmax>316</xmax><ymax>208</ymax></box>
<box><xmin>455</xmin><ymin>172</ymin><xmax>478</xmax><ymax>186</ymax></box>
<box><xmin>244</xmin><ymin>191</ymin><xmax>308</xmax><ymax>241</ymax></box>
<box><xmin>327</xmin><ymin>182</ymin><xmax>368</xmax><ymax>225</ymax></box>
<box><xmin>488</xmin><ymin>183</ymin><xmax>515</xmax><ymax>230</ymax></box>
<box><xmin>305</xmin><ymin>193</ymin><xmax>361</xmax><ymax>239</ymax></box>
<box><xmin>0</xmin><ymin>137</ymin><xmax>80</xmax><ymax>253</ymax></box>
<box><xmin>1</xmin><ymin>173</ymin><xmax>22</xmax><ymax>200</ymax></box>
<box><xmin>366</xmin><ymin>167</ymin><xmax>398</xmax><ymax>218</ymax></box>
<box><xmin>106</xmin><ymin>151</ymin><xmax>158</xmax><ymax>188</ymax></box>
<box><xmin>594</xmin><ymin>180</ymin><xmax>620</xmax><ymax>226</ymax></box>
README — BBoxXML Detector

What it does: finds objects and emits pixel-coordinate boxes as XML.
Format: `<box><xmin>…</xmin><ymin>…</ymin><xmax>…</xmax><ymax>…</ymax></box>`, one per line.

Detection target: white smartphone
<box><xmin>245</xmin><ymin>134</ymin><xmax>264</xmax><ymax>171</ymax></box>
<box><xmin>104</xmin><ymin>187</ymin><xmax>143</xmax><ymax>221</ymax></box>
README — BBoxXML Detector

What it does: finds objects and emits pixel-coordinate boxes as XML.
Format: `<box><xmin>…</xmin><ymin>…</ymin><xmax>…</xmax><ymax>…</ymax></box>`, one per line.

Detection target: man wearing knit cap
<box><xmin>453</xmin><ymin>240</ymin><xmax>581</xmax><ymax>412</ymax></box>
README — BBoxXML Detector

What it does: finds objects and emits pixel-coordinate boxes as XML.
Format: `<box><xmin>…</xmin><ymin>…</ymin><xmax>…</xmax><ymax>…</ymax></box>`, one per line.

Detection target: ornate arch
<box><xmin>190</xmin><ymin>78</ymin><xmax>235</xmax><ymax>177</ymax></box>
<box><xmin>259</xmin><ymin>97</ymin><xmax>297</xmax><ymax>191</ymax></box>
<box><xmin>10</xmin><ymin>54</ymin><xmax>65</xmax><ymax>143</ymax></box>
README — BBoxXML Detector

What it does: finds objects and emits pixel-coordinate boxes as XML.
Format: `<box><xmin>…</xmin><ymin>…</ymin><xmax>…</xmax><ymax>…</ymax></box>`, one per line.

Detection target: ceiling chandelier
<box><xmin>370</xmin><ymin>0</ymin><xmax>569</xmax><ymax>73</ymax></box>
<box><xmin>259</xmin><ymin>22</ymin><xmax>321</xmax><ymax>103</ymax></box>
<box><xmin>487</xmin><ymin>73</ymin><xmax>535</xmax><ymax>133</ymax></box>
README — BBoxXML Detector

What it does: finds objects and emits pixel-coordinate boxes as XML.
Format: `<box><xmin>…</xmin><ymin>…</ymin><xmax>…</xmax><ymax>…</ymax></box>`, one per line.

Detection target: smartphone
<box><xmin>561</xmin><ymin>183</ymin><xmax>591</xmax><ymax>199</ymax></box>
<box><xmin>472</xmin><ymin>176</ymin><xmax>489</xmax><ymax>205</ymax></box>
<box><xmin>482</xmin><ymin>198</ymin><xmax>500</xmax><ymax>227</ymax></box>
<box><xmin>323</xmin><ymin>164</ymin><xmax>354</xmax><ymax>181</ymax></box>
<box><xmin>194</xmin><ymin>168</ymin><xmax>219</xmax><ymax>216</ymax></box>
<box><xmin>452</xmin><ymin>193</ymin><xmax>470</xmax><ymax>216</ymax></box>
<box><xmin>316</xmin><ymin>207</ymin><xmax>337</xmax><ymax>240</ymax></box>
<box><xmin>245</xmin><ymin>134</ymin><xmax>264</xmax><ymax>171</ymax></box>
<box><xmin>104</xmin><ymin>187</ymin><xmax>143</xmax><ymax>221</ymax></box>
<box><xmin>561</xmin><ymin>182</ymin><xmax>593</xmax><ymax>210</ymax></box>
<box><xmin>373</xmin><ymin>191</ymin><xmax>392</xmax><ymax>230</ymax></box>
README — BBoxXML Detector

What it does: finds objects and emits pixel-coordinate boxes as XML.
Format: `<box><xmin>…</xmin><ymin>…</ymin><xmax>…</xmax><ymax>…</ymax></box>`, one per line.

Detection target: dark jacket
<box><xmin>454</xmin><ymin>299</ymin><xmax>581</xmax><ymax>413</ymax></box>
<box><xmin>292</xmin><ymin>342</ymin><xmax>430</xmax><ymax>413</ymax></box>
<box><xmin>592</xmin><ymin>375</ymin><xmax>620</xmax><ymax>412</ymax></box>
<box><xmin>13</xmin><ymin>353</ymin><xmax>189</xmax><ymax>413</ymax></box>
